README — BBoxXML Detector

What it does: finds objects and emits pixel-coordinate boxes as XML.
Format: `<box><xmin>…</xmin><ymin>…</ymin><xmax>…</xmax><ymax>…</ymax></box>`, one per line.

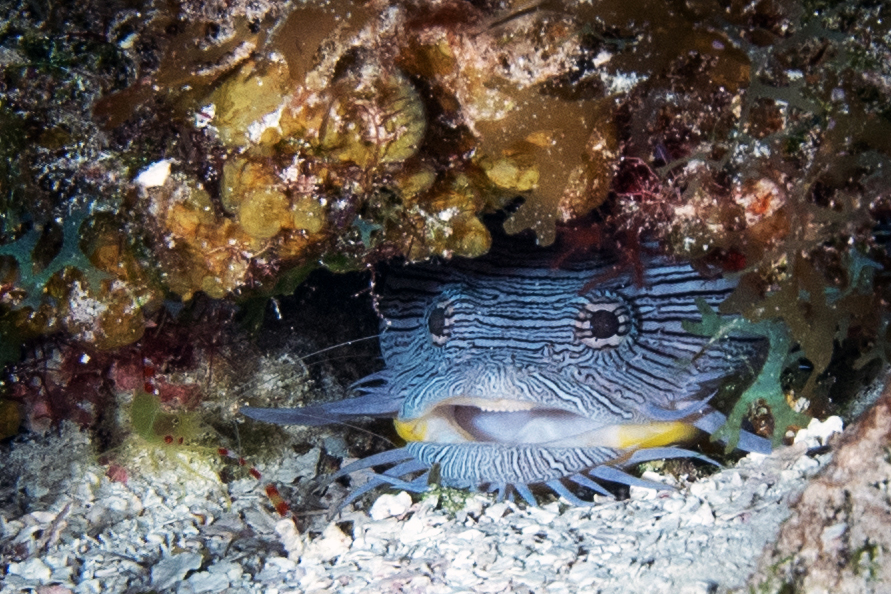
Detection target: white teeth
<box><xmin>476</xmin><ymin>399</ymin><xmax>536</xmax><ymax>413</ymax></box>
<box><xmin>437</xmin><ymin>397</ymin><xmax>537</xmax><ymax>413</ymax></box>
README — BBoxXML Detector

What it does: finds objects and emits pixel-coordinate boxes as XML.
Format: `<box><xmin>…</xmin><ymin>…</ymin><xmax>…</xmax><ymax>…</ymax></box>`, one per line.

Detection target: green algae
<box><xmin>0</xmin><ymin>207</ymin><xmax>109</xmax><ymax>310</ymax></box>
<box><xmin>685</xmin><ymin>300</ymin><xmax>810</xmax><ymax>450</ymax></box>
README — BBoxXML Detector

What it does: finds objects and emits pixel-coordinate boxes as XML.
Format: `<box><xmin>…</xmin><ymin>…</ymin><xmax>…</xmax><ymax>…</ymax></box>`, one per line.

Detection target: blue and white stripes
<box><xmin>242</xmin><ymin>238</ymin><xmax>770</xmax><ymax>507</ymax></box>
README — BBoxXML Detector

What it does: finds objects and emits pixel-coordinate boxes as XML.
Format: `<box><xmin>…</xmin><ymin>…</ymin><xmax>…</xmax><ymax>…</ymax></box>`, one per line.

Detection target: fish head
<box><xmin>378</xmin><ymin>257</ymin><xmax>761</xmax><ymax>453</ymax></box>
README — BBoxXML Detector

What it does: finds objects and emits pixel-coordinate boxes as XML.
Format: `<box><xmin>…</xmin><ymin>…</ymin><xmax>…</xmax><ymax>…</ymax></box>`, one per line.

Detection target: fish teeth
<box><xmin>476</xmin><ymin>399</ymin><xmax>535</xmax><ymax>413</ymax></box>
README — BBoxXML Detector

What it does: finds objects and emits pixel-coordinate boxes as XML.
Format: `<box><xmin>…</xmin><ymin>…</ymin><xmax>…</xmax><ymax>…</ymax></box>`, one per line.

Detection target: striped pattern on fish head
<box><xmin>241</xmin><ymin>243</ymin><xmax>771</xmax><ymax>507</ymax></box>
<box><xmin>365</xmin><ymin>250</ymin><xmax>769</xmax><ymax>501</ymax></box>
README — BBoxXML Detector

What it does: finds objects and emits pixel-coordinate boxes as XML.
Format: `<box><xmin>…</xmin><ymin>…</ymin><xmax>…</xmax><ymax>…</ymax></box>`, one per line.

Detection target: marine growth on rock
<box><xmin>0</xmin><ymin>0</ymin><xmax>889</xmax><ymax>469</ymax></box>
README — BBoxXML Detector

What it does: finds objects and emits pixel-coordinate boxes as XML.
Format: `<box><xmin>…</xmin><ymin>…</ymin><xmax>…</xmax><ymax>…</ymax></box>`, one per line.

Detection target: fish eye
<box><xmin>589</xmin><ymin>309</ymin><xmax>620</xmax><ymax>339</ymax></box>
<box><xmin>428</xmin><ymin>307</ymin><xmax>446</xmax><ymax>337</ymax></box>
<box><xmin>428</xmin><ymin>301</ymin><xmax>452</xmax><ymax>345</ymax></box>
<box><xmin>575</xmin><ymin>298</ymin><xmax>632</xmax><ymax>349</ymax></box>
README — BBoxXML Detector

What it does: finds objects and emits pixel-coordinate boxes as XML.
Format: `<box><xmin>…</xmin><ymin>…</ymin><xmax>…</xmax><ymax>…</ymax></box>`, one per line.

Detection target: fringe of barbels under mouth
<box><xmin>324</xmin><ymin>407</ymin><xmax>772</xmax><ymax>512</ymax></box>
<box><xmin>327</xmin><ymin>440</ymin><xmax>721</xmax><ymax>511</ymax></box>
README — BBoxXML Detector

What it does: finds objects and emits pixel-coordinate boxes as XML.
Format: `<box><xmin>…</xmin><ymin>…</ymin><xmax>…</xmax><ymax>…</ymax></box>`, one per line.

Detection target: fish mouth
<box><xmin>394</xmin><ymin>397</ymin><xmax>700</xmax><ymax>450</ymax></box>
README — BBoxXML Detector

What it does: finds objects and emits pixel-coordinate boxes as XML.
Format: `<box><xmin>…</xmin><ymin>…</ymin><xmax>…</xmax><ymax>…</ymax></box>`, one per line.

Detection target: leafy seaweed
<box><xmin>685</xmin><ymin>299</ymin><xmax>810</xmax><ymax>450</ymax></box>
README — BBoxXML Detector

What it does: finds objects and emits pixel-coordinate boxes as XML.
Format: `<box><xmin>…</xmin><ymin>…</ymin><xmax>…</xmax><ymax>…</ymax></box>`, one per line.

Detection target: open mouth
<box><xmin>394</xmin><ymin>398</ymin><xmax>700</xmax><ymax>450</ymax></box>
<box><xmin>453</xmin><ymin>404</ymin><xmax>607</xmax><ymax>444</ymax></box>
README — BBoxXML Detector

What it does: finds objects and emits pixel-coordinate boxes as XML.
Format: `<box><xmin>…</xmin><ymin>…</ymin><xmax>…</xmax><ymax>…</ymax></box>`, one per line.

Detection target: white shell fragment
<box><xmin>151</xmin><ymin>552</ymin><xmax>203</xmax><ymax>591</ymax></box>
<box><xmin>369</xmin><ymin>491</ymin><xmax>413</xmax><ymax>520</ymax></box>
<box><xmin>793</xmin><ymin>415</ymin><xmax>844</xmax><ymax>447</ymax></box>
<box><xmin>134</xmin><ymin>159</ymin><xmax>172</xmax><ymax>189</ymax></box>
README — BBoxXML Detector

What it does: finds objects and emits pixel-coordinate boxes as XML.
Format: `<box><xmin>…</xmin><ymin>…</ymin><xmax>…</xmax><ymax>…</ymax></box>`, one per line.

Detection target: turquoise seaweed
<box><xmin>685</xmin><ymin>300</ymin><xmax>811</xmax><ymax>450</ymax></box>
<box><xmin>0</xmin><ymin>206</ymin><xmax>109</xmax><ymax>310</ymax></box>
<box><xmin>682</xmin><ymin>243</ymin><xmax>885</xmax><ymax>449</ymax></box>
<box><xmin>827</xmin><ymin>249</ymin><xmax>881</xmax><ymax>305</ymax></box>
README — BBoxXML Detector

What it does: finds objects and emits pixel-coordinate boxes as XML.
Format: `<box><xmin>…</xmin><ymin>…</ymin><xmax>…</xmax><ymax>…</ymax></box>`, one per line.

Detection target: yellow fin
<box><xmin>616</xmin><ymin>421</ymin><xmax>699</xmax><ymax>449</ymax></box>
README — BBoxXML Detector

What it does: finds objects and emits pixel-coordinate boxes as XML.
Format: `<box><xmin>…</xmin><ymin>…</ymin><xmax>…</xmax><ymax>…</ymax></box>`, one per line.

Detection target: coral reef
<box><xmin>0</xmin><ymin>0</ymin><xmax>890</xmax><ymax>461</ymax></box>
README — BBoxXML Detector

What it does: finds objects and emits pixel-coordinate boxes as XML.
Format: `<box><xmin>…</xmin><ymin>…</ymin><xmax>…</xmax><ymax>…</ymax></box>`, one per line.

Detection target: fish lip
<box><xmin>398</xmin><ymin>397</ymin><xmax>703</xmax><ymax>449</ymax></box>
<box><xmin>399</xmin><ymin>396</ymin><xmax>598</xmax><ymax>446</ymax></box>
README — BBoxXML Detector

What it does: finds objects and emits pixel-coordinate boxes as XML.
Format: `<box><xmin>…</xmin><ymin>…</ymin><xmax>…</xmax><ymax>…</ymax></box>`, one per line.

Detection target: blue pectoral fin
<box><xmin>241</xmin><ymin>392</ymin><xmax>402</xmax><ymax>427</ymax></box>
<box><xmin>643</xmin><ymin>391</ymin><xmax>715</xmax><ymax>421</ymax></box>
<box><xmin>240</xmin><ymin>404</ymin><xmax>345</xmax><ymax>426</ymax></box>
<box><xmin>693</xmin><ymin>410</ymin><xmax>772</xmax><ymax>455</ymax></box>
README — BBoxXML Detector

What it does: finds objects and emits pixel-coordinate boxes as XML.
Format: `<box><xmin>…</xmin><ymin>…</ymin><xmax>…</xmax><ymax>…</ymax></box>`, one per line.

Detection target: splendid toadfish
<box><xmin>242</xmin><ymin>232</ymin><xmax>770</xmax><ymax>507</ymax></box>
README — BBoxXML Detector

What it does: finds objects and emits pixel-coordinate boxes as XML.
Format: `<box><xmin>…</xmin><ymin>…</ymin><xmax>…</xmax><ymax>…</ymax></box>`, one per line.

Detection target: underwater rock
<box><xmin>747</xmin><ymin>374</ymin><xmax>891</xmax><ymax>592</ymax></box>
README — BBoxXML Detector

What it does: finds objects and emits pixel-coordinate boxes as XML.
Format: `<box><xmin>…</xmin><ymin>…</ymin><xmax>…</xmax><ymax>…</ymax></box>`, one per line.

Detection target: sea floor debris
<box><xmin>0</xmin><ymin>409</ymin><xmax>851</xmax><ymax>593</ymax></box>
